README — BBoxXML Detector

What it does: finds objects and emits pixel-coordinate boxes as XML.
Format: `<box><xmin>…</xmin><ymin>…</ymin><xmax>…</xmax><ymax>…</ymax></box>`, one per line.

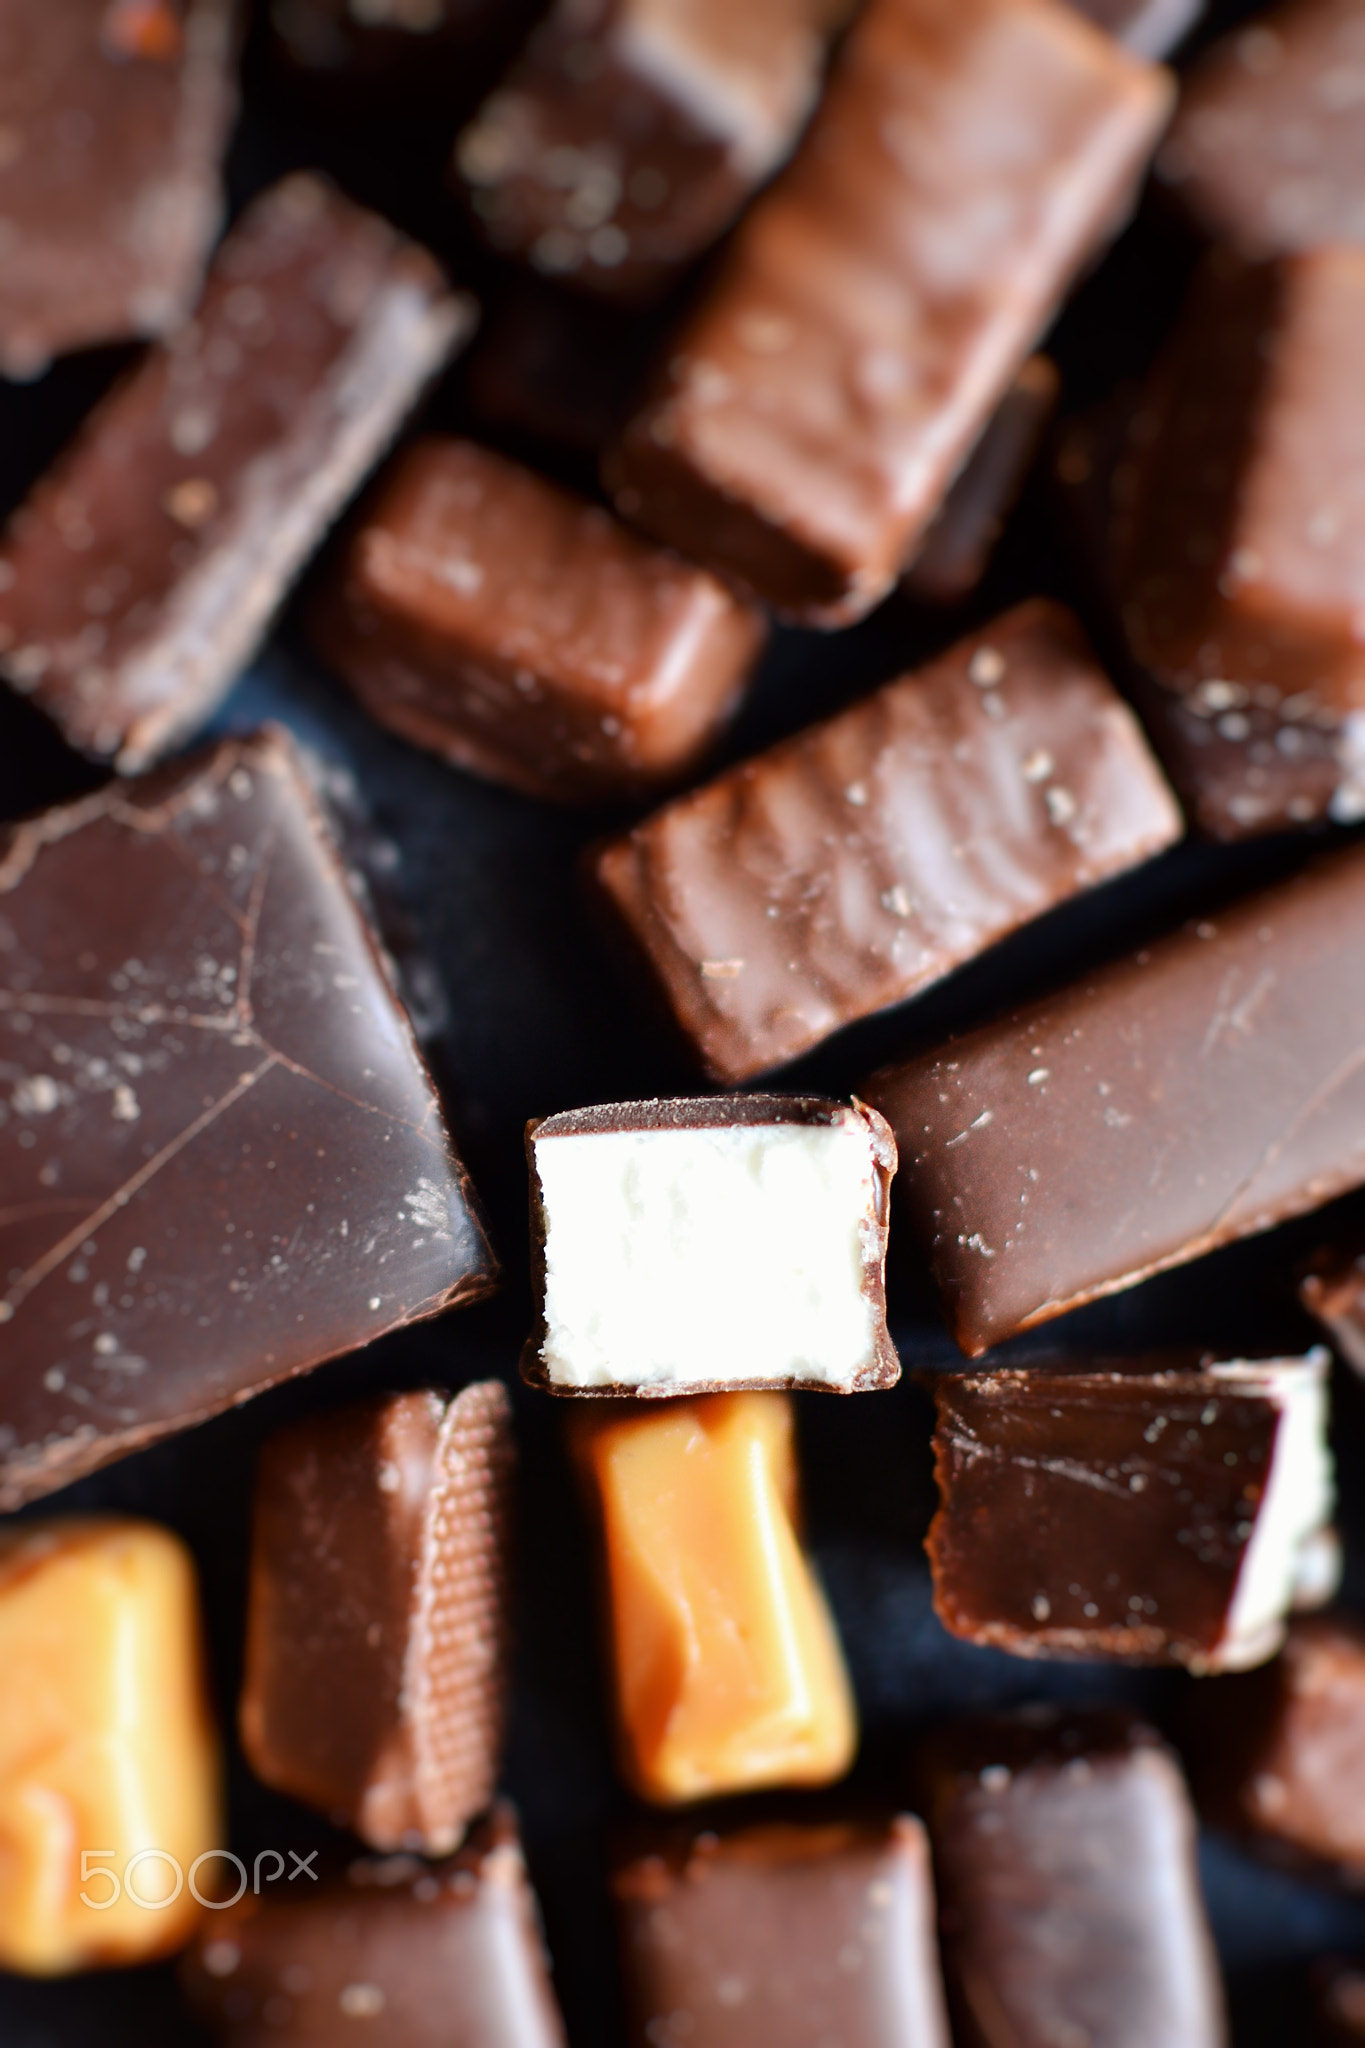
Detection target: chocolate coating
<box><xmin>902</xmin><ymin>359</ymin><xmax>1059</xmax><ymax>605</ymax></box>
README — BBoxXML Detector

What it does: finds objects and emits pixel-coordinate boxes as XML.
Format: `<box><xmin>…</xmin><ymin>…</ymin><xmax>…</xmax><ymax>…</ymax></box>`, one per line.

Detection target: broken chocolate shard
<box><xmin>241</xmin><ymin>1383</ymin><xmax>515</xmax><ymax>1855</ymax></box>
<box><xmin>0</xmin><ymin>174</ymin><xmax>473</xmax><ymax>774</ymax></box>
<box><xmin>0</xmin><ymin>726</ymin><xmax>496</xmax><ymax>1510</ymax></box>
<box><xmin>525</xmin><ymin>1095</ymin><xmax>897</xmax><ymax>1396</ymax></box>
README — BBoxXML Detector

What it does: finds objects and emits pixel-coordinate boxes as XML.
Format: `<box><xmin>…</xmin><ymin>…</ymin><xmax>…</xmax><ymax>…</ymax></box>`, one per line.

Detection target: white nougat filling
<box><xmin>536</xmin><ymin>1118</ymin><xmax>878</xmax><ymax>1389</ymax></box>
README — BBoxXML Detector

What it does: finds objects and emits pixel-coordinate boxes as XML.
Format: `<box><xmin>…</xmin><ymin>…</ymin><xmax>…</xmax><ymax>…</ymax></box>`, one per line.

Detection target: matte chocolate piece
<box><xmin>1160</xmin><ymin>0</ymin><xmax>1365</xmax><ymax>257</ymax></box>
<box><xmin>180</xmin><ymin>1804</ymin><xmax>567</xmax><ymax>2046</ymax></box>
<box><xmin>0</xmin><ymin>0</ymin><xmax>238</xmax><ymax>381</ymax></box>
<box><xmin>454</xmin><ymin>0</ymin><xmax>848</xmax><ymax>305</ymax></box>
<box><xmin>915</xmin><ymin>1707</ymin><xmax>1227</xmax><ymax>2048</ymax></box>
<box><xmin>613</xmin><ymin>1816</ymin><xmax>951</xmax><ymax>2047</ymax></box>
<box><xmin>313</xmin><ymin>437</ymin><xmax>765</xmax><ymax>804</ymax></box>
<box><xmin>464</xmin><ymin>279</ymin><xmax>659</xmax><ymax>456</ymax></box>
<box><xmin>1303</xmin><ymin>1243</ymin><xmax>1365</xmax><ymax>1377</ymax></box>
<box><xmin>0</xmin><ymin>174</ymin><xmax>472</xmax><ymax>774</ymax></box>
<box><xmin>604</xmin><ymin>0</ymin><xmax>1171</xmax><ymax>625</ymax></box>
<box><xmin>241</xmin><ymin>1383</ymin><xmax>515</xmax><ymax>1854</ymax></box>
<box><xmin>591</xmin><ymin>601</ymin><xmax>1181</xmax><ymax>1084</ymax></box>
<box><xmin>0</xmin><ymin>727</ymin><xmax>496</xmax><ymax>1509</ymax></box>
<box><xmin>928</xmin><ymin>1352</ymin><xmax>1334</xmax><ymax>1672</ymax></box>
<box><xmin>867</xmin><ymin>839</ymin><xmax>1365</xmax><ymax>1355</ymax></box>
<box><xmin>1066</xmin><ymin>0</ymin><xmax>1201</xmax><ymax>57</ymax></box>
<box><xmin>525</xmin><ymin>1095</ymin><xmax>898</xmax><ymax>1395</ymax></box>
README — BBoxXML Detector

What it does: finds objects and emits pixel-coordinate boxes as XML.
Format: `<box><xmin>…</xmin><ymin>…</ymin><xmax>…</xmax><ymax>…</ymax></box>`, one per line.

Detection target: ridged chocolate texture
<box><xmin>1160</xmin><ymin>0</ymin><xmax>1365</xmax><ymax>256</ymax></box>
<box><xmin>0</xmin><ymin>174</ymin><xmax>472</xmax><ymax>773</ymax></box>
<box><xmin>1065</xmin><ymin>0</ymin><xmax>1201</xmax><ymax>57</ymax></box>
<box><xmin>0</xmin><ymin>728</ymin><xmax>497</xmax><ymax>1509</ymax></box>
<box><xmin>902</xmin><ymin>359</ymin><xmax>1059</xmax><ymax>605</ymax></box>
<box><xmin>1303</xmin><ymin>1243</ymin><xmax>1365</xmax><ymax>1376</ymax></box>
<box><xmin>313</xmin><ymin>437</ymin><xmax>765</xmax><ymax>804</ymax></box>
<box><xmin>915</xmin><ymin>1708</ymin><xmax>1227</xmax><ymax>2048</ymax></box>
<box><xmin>867</xmin><ymin>838</ymin><xmax>1365</xmax><ymax>1355</ymax></box>
<box><xmin>0</xmin><ymin>0</ymin><xmax>238</xmax><ymax>380</ymax></box>
<box><xmin>591</xmin><ymin>601</ymin><xmax>1181</xmax><ymax>1085</ymax></box>
<box><xmin>241</xmin><ymin>1383</ymin><xmax>515</xmax><ymax>1854</ymax></box>
<box><xmin>180</xmin><ymin>1805</ymin><xmax>567</xmax><ymax>2047</ymax></box>
<box><xmin>604</xmin><ymin>0</ymin><xmax>1171</xmax><ymax>625</ymax></box>
<box><xmin>613</xmin><ymin>1817</ymin><xmax>951</xmax><ymax>2048</ymax></box>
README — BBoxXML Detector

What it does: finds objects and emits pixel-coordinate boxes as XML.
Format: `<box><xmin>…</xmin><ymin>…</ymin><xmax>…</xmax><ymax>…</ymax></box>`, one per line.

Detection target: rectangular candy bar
<box><xmin>612</xmin><ymin>1816</ymin><xmax>951</xmax><ymax>2046</ymax></box>
<box><xmin>240</xmin><ymin>1384</ymin><xmax>515</xmax><ymax>1855</ymax></box>
<box><xmin>525</xmin><ymin>1096</ymin><xmax>897</xmax><ymax>1395</ymax></box>
<box><xmin>928</xmin><ymin>1352</ymin><xmax>1335</xmax><ymax>1672</ymax></box>
<box><xmin>0</xmin><ymin>174</ymin><xmax>472</xmax><ymax>773</ymax></box>
<box><xmin>590</xmin><ymin>602</ymin><xmax>1181</xmax><ymax>1084</ymax></box>
<box><xmin>0</xmin><ymin>728</ymin><xmax>496</xmax><ymax>1509</ymax></box>
<box><xmin>312</xmin><ymin>436</ymin><xmax>765</xmax><ymax>804</ymax></box>
<box><xmin>1303</xmin><ymin>1243</ymin><xmax>1365</xmax><ymax>1375</ymax></box>
<box><xmin>902</xmin><ymin>359</ymin><xmax>1059</xmax><ymax>605</ymax></box>
<box><xmin>604</xmin><ymin>0</ymin><xmax>1171</xmax><ymax>623</ymax></box>
<box><xmin>868</xmin><ymin>838</ymin><xmax>1365</xmax><ymax>1355</ymax></box>
<box><xmin>914</xmin><ymin>1707</ymin><xmax>1227</xmax><ymax>2048</ymax></box>
<box><xmin>0</xmin><ymin>0</ymin><xmax>238</xmax><ymax>380</ymax></box>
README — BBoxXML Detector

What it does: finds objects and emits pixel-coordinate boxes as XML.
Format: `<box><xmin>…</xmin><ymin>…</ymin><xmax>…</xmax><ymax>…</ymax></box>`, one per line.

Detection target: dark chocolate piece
<box><xmin>928</xmin><ymin>1352</ymin><xmax>1334</xmax><ymax>1672</ymax></box>
<box><xmin>613</xmin><ymin>1816</ymin><xmax>951</xmax><ymax>2047</ymax></box>
<box><xmin>463</xmin><ymin>278</ymin><xmax>659</xmax><ymax>456</ymax></box>
<box><xmin>240</xmin><ymin>1383</ymin><xmax>515</xmax><ymax>1854</ymax></box>
<box><xmin>180</xmin><ymin>1804</ymin><xmax>567</xmax><ymax>2046</ymax></box>
<box><xmin>0</xmin><ymin>0</ymin><xmax>238</xmax><ymax>381</ymax></box>
<box><xmin>915</xmin><ymin>1707</ymin><xmax>1227</xmax><ymax>2048</ymax></box>
<box><xmin>604</xmin><ymin>0</ymin><xmax>1170</xmax><ymax>624</ymax></box>
<box><xmin>0</xmin><ymin>174</ymin><xmax>472</xmax><ymax>773</ymax></box>
<box><xmin>0</xmin><ymin>727</ymin><xmax>496</xmax><ymax>1509</ymax></box>
<box><xmin>312</xmin><ymin>437</ymin><xmax>765</xmax><ymax>804</ymax></box>
<box><xmin>1066</xmin><ymin>0</ymin><xmax>1201</xmax><ymax>57</ymax></box>
<box><xmin>867</xmin><ymin>838</ymin><xmax>1365</xmax><ymax>1355</ymax></box>
<box><xmin>590</xmin><ymin>601</ymin><xmax>1181</xmax><ymax>1084</ymax></box>
<box><xmin>1303</xmin><ymin>1244</ymin><xmax>1365</xmax><ymax>1377</ymax></box>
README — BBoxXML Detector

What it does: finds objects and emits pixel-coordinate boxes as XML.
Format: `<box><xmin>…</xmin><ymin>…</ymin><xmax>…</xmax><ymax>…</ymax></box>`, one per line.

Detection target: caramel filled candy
<box><xmin>569</xmin><ymin>1392</ymin><xmax>857</xmax><ymax>1804</ymax></box>
<box><xmin>0</xmin><ymin>1516</ymin><xmax>220</xmax><ymax>1975</ymax></box>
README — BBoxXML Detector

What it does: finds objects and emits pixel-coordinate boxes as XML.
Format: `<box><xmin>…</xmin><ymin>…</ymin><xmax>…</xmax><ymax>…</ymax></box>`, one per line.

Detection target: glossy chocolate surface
<box><xmin>903</xmin><ymin>358</ymin><xmax>1059</xmax><ymax>605</ymax></box>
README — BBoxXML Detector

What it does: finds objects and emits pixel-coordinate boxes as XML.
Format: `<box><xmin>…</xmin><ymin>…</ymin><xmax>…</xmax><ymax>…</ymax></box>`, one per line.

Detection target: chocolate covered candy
<box><xmin>590</xmin><ymin>602</ymin><xmax>1180</xmax><ymax>1085</ymax></box>
<box><xmin>915</xmin><ymin>1707</ymin><xmax>1227</xmax><ymax>2048</ymax></box>
<box><xmin>0</xmin><ymin>174</ymin><xmax>471</xmax><ymax>773</ymax></box>
<box><xmin>313</xmin><ymin>437</ymin><xmax>765</xmax><ymax>804</ymax></box>
<box><xmin>868</xmin><ymin>839</ymin><xmax>1365</xmax><ymax>1355</ymax></box>
<box><xmin>605</xmin><ymin>0</ymin><xmax>1170</xmax><ymax>624</ymax></box>
<box><xmin>928</xmin><ymin>1352</ymin><xmax>1334</xmax><ymax>1671</ymax></box>
<box><xmin>902</xmin><ymin>360</ymin><xmax>1059</xmax><ymax>605</ymax></box>
<box><xmin>1304</xmin><ymin>1244</ymin><xmax>1365</xmax><ymax>1376</ymax></box>
<box><xmin>181</xmin><ymin>1805</ymin><xmax>567</xmax><ymax>2046</ymax></box>
<box><xmin>613</xmin><ymin>1816</ymin><xmax>951</xmax><ymax>2047</ymax></box>
<box><xmin>241</xmin><ymin>1384</ymin><xmax>515</xmax><ymax>1854</ymax></box>
<box><xmin>525</xmin><ymin>1096</ymin><xmax>896</xmax><ymax>1395</ymax></box>
<box><xmin>0</xmin><ymin>727</ymin><xmax>496</xmax><ymax>1508</ymax></box>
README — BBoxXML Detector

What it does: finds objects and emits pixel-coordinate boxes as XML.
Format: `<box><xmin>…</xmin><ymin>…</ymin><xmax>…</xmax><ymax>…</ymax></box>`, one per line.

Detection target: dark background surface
<box><xmin>2</xmin><ymin>1</ymin><xmax>1364</xmax><ymax>2040</ymax></box>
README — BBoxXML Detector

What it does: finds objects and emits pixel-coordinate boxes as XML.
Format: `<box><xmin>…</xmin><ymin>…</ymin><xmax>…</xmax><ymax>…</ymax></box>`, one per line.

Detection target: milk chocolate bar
<box><xmin>0</xmin><ymin>175</ymin><xmax>472</xmax><ymax>773</ymax></box>
<box><xmin>590</xmin><ymin>602</ymin><xmax>1180</xmax><ymax>1084</ymax></box>
<box><xmin>914</xmin><ymin>1707</ymin><xmax>1227</xmax><ymax>2048</ymax></box>
<box><xmin>604</xmin><ymin>0</ymin><xmax>1170</xmax><ymax>624</ymax></box>
<box><xmin>868</xmin><ymin>839</ymin><xmax>1365</xmax><ymax>1355</ymax></box>
<box><xmin>454</xmin><ymin>0</ymin><xmax>848</xmax><ymax>305</ymax></box>
<box><xmin>613</xmin><ymin>1816</ymin><xmax>951</xmax><ymax>2047</ymax></box>
<box><xmin>313</xmin><ymin>437</ymin><xmax>765</xmax><ymax>804</ymax></box>
<box><xmin>929</xmin><ymin>1352</ymin><xmax>1334</xmax><ymax>1672</ymax></box>
<box><xmin>902</xmin><ymin>359</ymin><xmax>1059</xmax><ymax>605</ymax></box>
<box><xmin>1067</xmin><ymin>0</ymin><xmax>1201</xmax><ymax>57</ymax></box>
<box><xmin>0</xmin><ymin>0</ymin><xmax>238</xmax><ymax>381</ymax></box>
<box><xmin>525</xmin><ymin>1096</ymin><xmax>897</xmax><ymax>1395</ymax></box>
<box><xmin>0</xmin><ymin>728</ymin><xmax>496</xmax><ymax>1509</ymax></box>
<box><xmin>1303</xmin><ymin>1244</ymin><xmax>1365</xmax><ymax>1376</ymax></box>
<box><xmin>241</xmin><ymin>1384</ymin><xmax>514</xmax><ymax>1854</ymax></box>
<box><xmin>180</xmin><ymin>1805</ymin><xmax>567</xmax><ymax>2047</ymax></box>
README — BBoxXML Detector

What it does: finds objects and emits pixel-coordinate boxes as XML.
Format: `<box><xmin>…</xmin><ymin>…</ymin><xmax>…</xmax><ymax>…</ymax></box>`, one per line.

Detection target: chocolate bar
<box><xmin>0</xmin><ymin>728</ymin><xmax>496</xmax><ymax>1509</ymax></box>
<box><xmin>867</xmin><ymin>838</ymin><xmax>1365</xmax><ymax>1355</ymax></box>
<box><xmin>1303</xmin><ymin>1244</ymin><xmax>1365</xmax><ymax>1376</ymax></box>
<box><xmin>0</xmin><ymin>0</ymin><xmax>238</xmax><ymax>380</ymax></box>
<box><xmin>454</xmin><ymin>0</ymin><xmax>848</xmax><ymax>305</ymax></box>
<box><xmin>240</xmin><ymin>1384</ymin><xmax>514</xmax><ymax>1854</ymax></box>
<box><xmin>590</xmin><ymin>602</ymin><xmax>1181</xmax><ymax>1085</ymax></box>
<box><xmin>613</xmin><ymin>1816</ymin><xmax>951</xmax><ymax>2046</ymax></box>
<box><xmin>0</xmin><ymin>174</ymin><xmax>472</xmax><ymax>773</ymax></box>
<box><xmin>604</xmin><ymin>0</ymin><xmax>1170</xmax><ymax>624</ymax></box>
<box><xmin>928</xmin><ymin>1352</ymin><xmax>1334</xmax><ymax>1671</ymax></box>
<box><xmin>312</xmin><ymin>437</ymin><xmax>765</xmax><ymax>804</ymax></box>
<box><xmin>1066</xmin><ymin>0</ymin><xmax>1201</xmax><ymax>57</ymax></box>
<box><xmin>524</xmin><ymin>1096</ymin><xmax>897</xmax><ymax>1395</ymax></box>
<box><xmin>180</xmin><ymin>1804</ymin><xmax>568</xmax><ymax>2046</ymax></box>
<box><xmin>914</xmin><ymin>1707</ymin><xmax>1227</xmax><ymax>2048</ymax></box>
<box><xmin>902</xmin><ymin>359</ymin><xmax>1059</xmax><ymax>605</ymax></box>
